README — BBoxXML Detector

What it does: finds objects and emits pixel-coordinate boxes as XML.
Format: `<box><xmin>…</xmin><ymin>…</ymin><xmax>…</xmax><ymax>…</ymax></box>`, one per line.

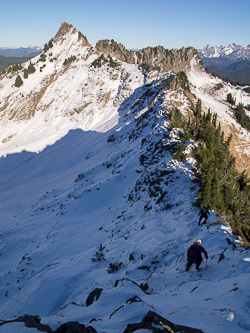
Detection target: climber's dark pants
<box><xmin>198</xmin><ymin>214</ymin><xmax>208</xmax><ymax>225</ymax></box>
<box><xmin>185</xmin><ymin>258</ymin><xmax>203</xmax><ymax>271</ymax></box>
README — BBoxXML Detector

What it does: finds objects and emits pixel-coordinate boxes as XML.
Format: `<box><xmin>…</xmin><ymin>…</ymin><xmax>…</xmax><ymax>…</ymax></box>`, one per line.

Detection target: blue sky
<box><xmin>1</xmin><ymin>0</ymin><xmax>250</xmax><ymax>50</ymax></box>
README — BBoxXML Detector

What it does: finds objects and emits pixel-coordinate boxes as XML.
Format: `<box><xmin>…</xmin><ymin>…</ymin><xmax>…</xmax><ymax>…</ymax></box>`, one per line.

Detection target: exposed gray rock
<box><xmin>95</xmin><ymin>39</ymin><xmax>201</xmax><ymax>73</ymax></box>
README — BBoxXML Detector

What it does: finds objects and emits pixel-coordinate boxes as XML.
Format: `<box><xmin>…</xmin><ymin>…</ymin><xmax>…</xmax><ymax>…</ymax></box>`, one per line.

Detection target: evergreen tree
<box><xmin>176</xmin><ymin>71</ymin><xmax>191</xmax><ymax>92</ymax></box>
<box><xmin>227</xmin><ymin>93</ymin><xmax>235</xmax><ymax>105</ymax></box>
<box><xmin>14</xmin><ymin>75</ymin><xmax>23</xmax><ymax>87</ymax></box>
<box><xmin>23</xmin><ymin>69</ymin><xmax>28</xmax><ymax>79</ymax></box>
<box><xmin>39</xmin><ymin>53</ymin><xmax>46</xmax><ymax>62</ymax></box>
<box><xmin>235</xmin><ymin>103</ymin><xmax>250</xmax><ymax>130</ymax></box>
<box><xmin>198</xmin><ymin>170</ymin><xmax>212</xmax><ymax>206</ymax></box>
<box><xmin>169</xmin><ymin>108</ymin><xmax>185</xmax><ymax>128</ymax></box>
<box><xmin>48</xmin><ymin>39</ymin><xmax>53</xmax><ymax>49</ymax></box>
<box><xmin>195</xmin><ymin>99</ymin><xmax>202</xmax><ymax>119</ymax></box>
<box><xmin>211</xmin><ymin>172</ymin><xmax>224</xmax><ymax>211</ymax></box>
<box><xmin>212</xmin><ymin>113</ymin><xmax>218</xmax><ymax>129</ymax></box>
<box><xmin>44</xmin><ymin>43</ymin><xmax>49</xmax><ymax>52</ymax></box>
<box><xmin>28</xmin><ymin>62</ymin><xmax>36</xmax><ymax>74</ymax></box>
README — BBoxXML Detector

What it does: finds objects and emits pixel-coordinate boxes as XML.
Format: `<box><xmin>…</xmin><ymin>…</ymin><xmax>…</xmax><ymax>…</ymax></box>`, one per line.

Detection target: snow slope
<box><xmin>0</xmin><ymin>26</ymin><xmax>250</xmax><ymax>333</ymax></box>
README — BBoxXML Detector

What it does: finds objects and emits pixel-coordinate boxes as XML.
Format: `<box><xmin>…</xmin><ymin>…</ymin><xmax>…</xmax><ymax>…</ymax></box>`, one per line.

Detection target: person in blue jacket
<box><xmin>198</xmin><ymin>205</ymin><xmax>210</xmax><ymax>225</ymax></box>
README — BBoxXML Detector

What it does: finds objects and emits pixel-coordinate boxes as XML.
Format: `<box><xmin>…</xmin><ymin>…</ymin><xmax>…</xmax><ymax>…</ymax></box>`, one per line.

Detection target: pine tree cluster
<box><xmin>91</xmin><ymin>54</ymin><xmax>120</xmax><ymax>69</ymax></box>
<box><xmin>63</xmin><ymin>55</ymin><xmax>77</xmax><ymax>66</ymax></box>
<box><xmin>43</xmin><ymin>39</ymin><xmax>53</xmax><ymax>53</ymax></box>
<box><xmin>7</xmin><ymin>63</ymin><xmax>22</xmax><ymax>73</ymax></box>
<box><xmin>23</xmin><ymin>62</ymin><xmax>36</xmax><ymax>79</ymax></box>
<box><xmin>235</xmin><ymin>103</ymin><xmax>250</xmax><ymax>131</ymax></box>
<box><xmin>170</xmin><ymin>100</ymin><xmax>250</xmax><ymax>245</ymax></box>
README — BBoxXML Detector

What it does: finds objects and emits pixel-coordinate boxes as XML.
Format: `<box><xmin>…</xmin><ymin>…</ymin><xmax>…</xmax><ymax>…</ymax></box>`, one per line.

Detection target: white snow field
<box><xmin>0</xmin><ymin>24</ymin><xmax>250</xmax><ymax>333</ymax></box>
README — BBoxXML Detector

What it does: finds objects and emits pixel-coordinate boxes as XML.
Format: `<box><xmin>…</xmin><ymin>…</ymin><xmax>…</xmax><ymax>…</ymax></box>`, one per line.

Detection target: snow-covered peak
<box><xmin>199</xmin><ymin>43</ymin><xmax>250</xmax><ymax>60</ymax></box>
<box><xmin>27</xmin><ymin>44</ymin><xmax>42</xmax><ymax>50</ymax></box>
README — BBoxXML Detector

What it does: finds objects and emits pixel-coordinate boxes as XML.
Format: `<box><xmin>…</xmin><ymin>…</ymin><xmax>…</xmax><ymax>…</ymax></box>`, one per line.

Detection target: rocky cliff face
<box><xmin>136</xmin><ymin>46</ymin><xmax>200</xmax><ymax>72</ymax></box>
<box><xmin>95</xmin><ymin>37</ymin><xmax>201</xmax><ymax>73</ymax></box>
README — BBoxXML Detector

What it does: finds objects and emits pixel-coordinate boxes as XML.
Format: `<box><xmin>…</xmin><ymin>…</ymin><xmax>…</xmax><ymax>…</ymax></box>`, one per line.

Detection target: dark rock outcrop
<box><xmin>0</xmin><ymin>315</ymin><xmax>52</xmax><ymax>332</ymax></box>
<box><xmin>122</xmin><ymin>310</ymin><xmax>204</xmax><ymax>333</ymax></box>
<box><xmin>0</xmin><ymin>315</ymin><xmax>97</xmax><ymax>333</ymax></box>
<box><xmin>54</xmin><ymin>321</ymin><xmax>97</xmax><ymax>333</ymax></box>
<box><xmin>85</xmin><ymin>287</ymin><xmax>103</xmax><ymax>306</ymax></box>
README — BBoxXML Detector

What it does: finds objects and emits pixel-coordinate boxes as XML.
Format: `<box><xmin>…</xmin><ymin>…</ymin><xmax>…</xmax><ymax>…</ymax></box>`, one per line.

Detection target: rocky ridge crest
<box><xmin>0</xmin><ymin>22</ymin><xmax>201</xmax><ymax>122</ymax></box>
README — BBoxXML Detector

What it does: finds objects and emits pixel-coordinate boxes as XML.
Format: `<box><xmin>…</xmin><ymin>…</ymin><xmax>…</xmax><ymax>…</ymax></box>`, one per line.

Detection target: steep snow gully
<box><xmin>0</xmin><ymin>25</ymin><xmax>250</xmax><ymax>333</ymax></box>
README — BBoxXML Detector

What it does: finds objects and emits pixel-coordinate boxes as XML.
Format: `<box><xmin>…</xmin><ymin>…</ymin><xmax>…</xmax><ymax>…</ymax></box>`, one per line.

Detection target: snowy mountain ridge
<box><xmin>0</xmin><ymin>22</ymin><xmax>198</xmax><ymax>156</ymax></box>
<box><xmin>199</xmin><ymin>43</ymin><xmax>250</xmax><ymax>60</ymax></box>
<box><xmin>0</xmin><ymin>22</ymin><xmax>250</xmax><ymax>333</ymax></box>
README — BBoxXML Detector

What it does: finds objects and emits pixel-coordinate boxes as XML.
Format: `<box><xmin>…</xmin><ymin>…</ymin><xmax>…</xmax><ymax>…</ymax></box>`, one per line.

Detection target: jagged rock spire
<box><xmin>53</xmin><ymin>22</ymin><xmax>90</xmax><ymax>46</ymax></box>
<box><xmin>53</xmin><ymin>22</ymin><xmax>75</xmax><ymax>41</ymax></box>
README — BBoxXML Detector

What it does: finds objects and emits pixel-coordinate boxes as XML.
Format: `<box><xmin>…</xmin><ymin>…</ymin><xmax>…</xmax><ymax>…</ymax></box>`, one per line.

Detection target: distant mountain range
<box><xmin>199</xmin><ymin>43</ymin><xmax>250</xmax><ymax>60</ymax></box>
<box><xmin>0</xmin><ymin>45</ymin><xmax>42</xmax><ymax>72</ymax></box>
<box><xmin>198</xmin><ymin>43</ymin><xmax>250</xmax><ymax>84</ymax></box>
<box><xmin>0</xmin><ymin>45</ymin><xmax>42</xmax><ymax>57</ymax></box>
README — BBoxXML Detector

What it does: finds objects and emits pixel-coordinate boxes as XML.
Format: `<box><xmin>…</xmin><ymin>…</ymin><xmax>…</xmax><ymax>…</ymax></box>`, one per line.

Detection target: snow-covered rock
<box><xmin>199</xmin><ymin>43</ymin><xmax>250</xmax><ymax>60</ymax></box>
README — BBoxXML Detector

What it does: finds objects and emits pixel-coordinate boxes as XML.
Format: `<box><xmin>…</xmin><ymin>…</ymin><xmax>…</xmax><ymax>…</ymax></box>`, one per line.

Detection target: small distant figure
<box><xmin>185</xmin><ymin>239</ymin><xmax>208</xmax><ymax>271</ymax></box>
<box><xmin>198</xmin><ymin>205</ymin><xmax>210</xmax><ymax>225</ymax></box>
